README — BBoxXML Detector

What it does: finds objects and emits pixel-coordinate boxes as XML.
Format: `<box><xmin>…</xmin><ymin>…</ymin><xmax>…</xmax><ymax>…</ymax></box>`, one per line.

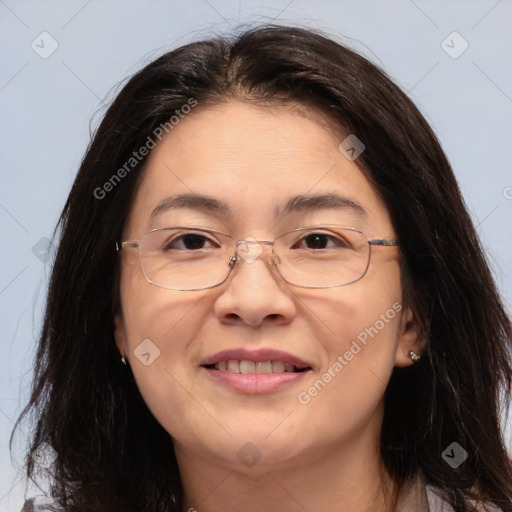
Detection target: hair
<box><xmin>12</xmin><ymin>24</ymin><xmax>512</xmax><ymax>512</ymax></box>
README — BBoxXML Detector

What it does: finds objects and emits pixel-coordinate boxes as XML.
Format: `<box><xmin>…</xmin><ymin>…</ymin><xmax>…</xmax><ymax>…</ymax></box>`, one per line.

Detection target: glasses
<box><xmin>116</xmin><ymin>225</ymin><xmax>399</xmax><ymax>291</ymax></box>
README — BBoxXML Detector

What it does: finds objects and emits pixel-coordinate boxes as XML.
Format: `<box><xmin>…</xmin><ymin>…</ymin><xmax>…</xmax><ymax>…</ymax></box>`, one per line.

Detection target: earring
<box><xmin>121</xmin><ymin>355</ymin><xmax>127</xmax><ymax>365</ymax></box>
<box><xmin>408</xmin><ymin>350</ymin><xmax>421</xmax><ymax>363</ymax></box>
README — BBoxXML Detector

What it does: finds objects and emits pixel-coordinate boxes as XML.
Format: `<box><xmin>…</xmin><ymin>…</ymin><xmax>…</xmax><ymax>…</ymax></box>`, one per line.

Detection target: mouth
<box><xmin>202</xmin><ymin>360</ymin><xmax>311</xmax><ymax>374</ymax></box>
<box><xmin>200</xmin><ymin>349</ymin><xmax>313</xmax><ymax>393</ymax></box>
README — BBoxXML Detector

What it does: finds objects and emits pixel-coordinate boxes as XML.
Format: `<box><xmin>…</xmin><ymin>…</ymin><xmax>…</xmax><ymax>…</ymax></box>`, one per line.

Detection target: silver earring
<box><xmin>121</xmin><ymin>355</ymin><xmax>127</xmax><ymax>365</ymax></box>
<box><xmin>408</xmin><ymin>350</ymin><xmax>421</xmax><ymax>363</ymax></box>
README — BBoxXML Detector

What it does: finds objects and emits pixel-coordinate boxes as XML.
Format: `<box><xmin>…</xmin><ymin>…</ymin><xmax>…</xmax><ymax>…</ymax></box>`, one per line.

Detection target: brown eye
<box><xmin>293</xmin><ymin>232</ymin><xmax>349</xmax><ymax>250</ymax></box>
<box><xmin>164</xmin><ymin>233</ymin><xmax>219</xmax><ymax>251</ymax></box>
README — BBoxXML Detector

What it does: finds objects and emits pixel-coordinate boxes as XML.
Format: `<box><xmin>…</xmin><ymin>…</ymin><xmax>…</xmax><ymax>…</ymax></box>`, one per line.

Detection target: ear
<box><xmin>114</xmin><ymin>313</ymin><xmax>128</xmax><ymax>360</ymax></box>
<box><xmin>394</xmin><ymin>306</ymin><xmax>426</xmax><ymax>367</ymax></box>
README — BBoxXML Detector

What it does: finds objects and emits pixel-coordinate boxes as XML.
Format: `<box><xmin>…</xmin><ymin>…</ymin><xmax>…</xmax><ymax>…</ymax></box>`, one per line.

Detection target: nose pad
<box><xmin>235</xmin><ymin>237</ymin><xmax>264</xmax><ymax>264</ymax></box>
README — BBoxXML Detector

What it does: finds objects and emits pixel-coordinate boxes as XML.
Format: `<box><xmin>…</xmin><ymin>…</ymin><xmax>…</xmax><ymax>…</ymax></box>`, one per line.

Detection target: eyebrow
<box><xmin>281</xmin><ymin>193</ymin><xmax>366</xmax><ymax>218</ymax></box>
<box><xmin>149</xmin><ymin>192</ymin><xmax>367</xmax><ymax>221</ymax></box>
<box><xmin>150</xmin><ymin>193</ymin><xmax>230</xmax><ymax>219</ymax></box>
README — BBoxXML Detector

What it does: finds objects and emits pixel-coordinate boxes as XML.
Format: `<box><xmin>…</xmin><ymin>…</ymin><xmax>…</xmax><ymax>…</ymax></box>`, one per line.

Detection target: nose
<box><xmin>212</xmin><ymin>240</ymin><xmax>297</xmax><ymax>328</ymax></box>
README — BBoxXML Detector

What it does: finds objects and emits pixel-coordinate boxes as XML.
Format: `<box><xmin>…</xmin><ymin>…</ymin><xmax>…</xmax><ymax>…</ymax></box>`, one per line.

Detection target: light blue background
<box><xmin>1</xmin><ymin>1</ymin><xmax>511</xmax><ymax>510</ymax></box>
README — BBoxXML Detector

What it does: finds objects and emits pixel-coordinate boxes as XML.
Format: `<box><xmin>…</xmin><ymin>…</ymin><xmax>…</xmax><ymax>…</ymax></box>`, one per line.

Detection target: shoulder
<box><xmin>395</xmin><ymin>473</ymin><xmax>504</xmax><ymax>512</ymax></box>
<box><xmin>425</xmin><ymin>485</ymin><xmax>456</xmax><ymax>511</ymax></box>
<box><xmin>426</xmin><ymin>483</ymin><xmax>504</xmax><ymax>512</ymax></box>
<box><xmin>21</xmin><ymin>497</ymin><xmax>57</xmax><ymax>512</ymax></box>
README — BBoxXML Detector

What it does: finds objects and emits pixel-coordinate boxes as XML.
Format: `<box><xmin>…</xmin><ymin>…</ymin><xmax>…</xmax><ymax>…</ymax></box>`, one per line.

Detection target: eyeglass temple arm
<box><xmin>116</xmin><ymin>241</ymin><xmax>139</xmax><ymax>252</ymax></box>
<box><xmin>368</xmin><ymin>239</ymin><xmax>399</xmax><ymax>246</ymax></box>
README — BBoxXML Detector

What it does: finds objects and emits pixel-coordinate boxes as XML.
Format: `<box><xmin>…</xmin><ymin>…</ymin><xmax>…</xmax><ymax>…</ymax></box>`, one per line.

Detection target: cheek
<box><xmin>119</xmin><ymin>263</ymin><xmax>211</xmax><ymax>352</ymax></box>
<box><xmin>305</xmin><ymin>291</ymin><xmax>402</xmax><ymax>377</ymax></box>
<box><xmin>118</xmin><ymin>274</ymin><xmax>213</xmax><ymax>421</ymax></box>
<box><xmin>302</xmin><ymin>261</ymin><xmax>402</xmax><ymax>351</ymax></box>
<box><xmin>296</xmin><ymin>266</ymin><xmax>403</xmax><ymax>407</ymax></box>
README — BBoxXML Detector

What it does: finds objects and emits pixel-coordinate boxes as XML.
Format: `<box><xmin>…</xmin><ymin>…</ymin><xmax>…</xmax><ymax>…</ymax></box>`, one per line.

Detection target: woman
<box><xmin>14</xmin><ymin>25</ymin><xmax>512</xmax><ymax>512</ymax></box>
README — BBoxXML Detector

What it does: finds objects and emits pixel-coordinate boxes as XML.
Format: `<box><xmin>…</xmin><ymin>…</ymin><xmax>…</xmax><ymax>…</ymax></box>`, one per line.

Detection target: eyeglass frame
<box><xmin>116</xmin><ymin>225</ymin><xmax>399</xmax><ymax>291</ymax></box>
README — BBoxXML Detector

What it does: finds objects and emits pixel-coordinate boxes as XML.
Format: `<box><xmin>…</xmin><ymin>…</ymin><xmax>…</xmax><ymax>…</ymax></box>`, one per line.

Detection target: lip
<box><xmin>200</xmin><ymin>348</ymin><xmax>311</xmax><ymax>367</ymax></box>
<box><xmin>200</xmin><ymin>348</ymin><xmax>313</xmax><ymax>394</ymax></box>
<box><xmin>202</xmin><ymin>367</ymin><xmax>310</xmax><ymax>394</ymax></box>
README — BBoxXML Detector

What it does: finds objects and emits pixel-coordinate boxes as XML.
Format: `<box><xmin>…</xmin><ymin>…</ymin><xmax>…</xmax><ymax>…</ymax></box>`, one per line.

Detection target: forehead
<box><xmin>125</xmin><ymin>101</ymin><xmax>394</xmax><ymax>236</ymax></box>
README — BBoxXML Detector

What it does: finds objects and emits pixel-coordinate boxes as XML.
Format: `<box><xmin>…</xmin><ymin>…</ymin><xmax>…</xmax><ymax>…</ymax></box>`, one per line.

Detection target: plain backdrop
<box><xmin>1</xmin><ymin>1</ymin><xmax>511</xmax><ymax>510</ymax></box>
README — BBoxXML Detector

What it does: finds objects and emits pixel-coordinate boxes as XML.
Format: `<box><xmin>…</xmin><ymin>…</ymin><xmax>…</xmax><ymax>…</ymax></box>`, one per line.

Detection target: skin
<box><xmin>114</xmin><ymin>101</ymin><xmax>425</xmax><ymax>512</ymax></box>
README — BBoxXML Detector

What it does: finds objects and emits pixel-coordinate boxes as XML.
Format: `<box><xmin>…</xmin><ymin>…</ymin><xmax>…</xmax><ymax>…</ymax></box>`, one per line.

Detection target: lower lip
<box><xmin>202</xmin><ymin>367</ymin><xmax>310</xmax><ymax>394</ymax></box>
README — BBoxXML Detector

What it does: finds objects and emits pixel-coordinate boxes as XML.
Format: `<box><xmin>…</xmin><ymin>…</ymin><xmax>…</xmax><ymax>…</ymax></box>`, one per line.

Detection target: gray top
<box><xmin>396</xmin><ymin>473</ymin><xmax>504</xmax><ymax>512</ymax></box>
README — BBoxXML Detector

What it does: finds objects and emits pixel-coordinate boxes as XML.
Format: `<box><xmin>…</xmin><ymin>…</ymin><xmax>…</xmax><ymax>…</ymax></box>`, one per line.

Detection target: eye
<box><xmin>292</xmin><ymin>232</ymin><xmax>350</xmax><ymax>250</ymax></box>
<box><xmin>164</xmin><ymin>232</ymin><xmax>220</xmax><ymax>251</ymax></box>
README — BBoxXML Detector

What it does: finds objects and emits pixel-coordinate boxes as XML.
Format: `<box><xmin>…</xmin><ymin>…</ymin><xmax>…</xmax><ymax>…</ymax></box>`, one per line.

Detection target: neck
<box><xmin>176</xmin><ymin>421</ymin><xmax>398</xmax><ymax>512</ymax></box>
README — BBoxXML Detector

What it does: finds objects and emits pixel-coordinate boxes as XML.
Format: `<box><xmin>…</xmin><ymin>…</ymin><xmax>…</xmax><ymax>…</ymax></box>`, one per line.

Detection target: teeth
<box><xmin>240</xmin><ymin>361</ymin><xmax>255</xmax><ymax>374</ymax></box>
<box><xmin>256</xmin><ymin>361</ymin><xmax>272</xmax><ymax>374</ymax></box>
<box><xmin>227</xmin><ymin>360</ymin><xmax>240</xmax><ymax>373</ymax></box>
<box><xmin>271</xmin><ymin>360</ymin><xmax>285</xmax><ymax>372</ymax></box>
<box><xmin>213</xmin><ymin>360</ymin><xmax>306</xmax><ymax>374</ymax></box>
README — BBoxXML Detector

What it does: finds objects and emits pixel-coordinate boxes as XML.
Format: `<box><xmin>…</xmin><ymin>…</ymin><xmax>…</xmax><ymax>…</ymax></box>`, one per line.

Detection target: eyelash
<box><xmin>164</xmin><ymin>231</ymin><xmax>347</xmax><ymax>251</ymax></box>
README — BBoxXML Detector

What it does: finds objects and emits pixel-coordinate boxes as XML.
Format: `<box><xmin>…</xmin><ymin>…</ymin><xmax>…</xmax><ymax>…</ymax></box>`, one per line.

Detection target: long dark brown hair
<box><xmin>12</xmin><ymin>24</ymin><xmax>512</xmax><ymax>512</ymax></box>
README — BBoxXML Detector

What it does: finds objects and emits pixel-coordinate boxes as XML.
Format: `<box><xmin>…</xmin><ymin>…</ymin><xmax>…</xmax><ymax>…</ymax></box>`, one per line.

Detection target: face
<box><xmin>114</xmin><ymin>101</ymin><xmax>423</xmax><ymax>474</ymax></box>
